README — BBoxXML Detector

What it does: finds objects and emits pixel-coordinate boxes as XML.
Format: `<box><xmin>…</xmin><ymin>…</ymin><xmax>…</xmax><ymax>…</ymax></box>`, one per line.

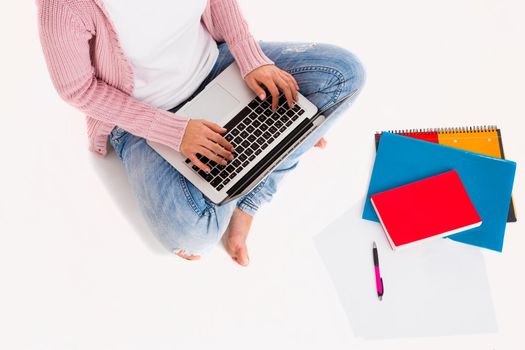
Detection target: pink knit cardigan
<box><xmin>37</xmin><ymin>0</ymin><xmax>274</xmax><ymax>157</ymax></box>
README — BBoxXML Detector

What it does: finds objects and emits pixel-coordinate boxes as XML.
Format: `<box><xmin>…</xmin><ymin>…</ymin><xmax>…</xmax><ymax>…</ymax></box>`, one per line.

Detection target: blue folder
<box><xmin>362</xmin><ymin>132</ymin><xmax>516</xmax><ymax>252</ymax></box>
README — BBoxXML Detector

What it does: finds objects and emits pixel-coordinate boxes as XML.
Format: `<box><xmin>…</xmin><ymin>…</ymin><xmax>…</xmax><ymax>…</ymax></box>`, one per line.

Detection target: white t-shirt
<box><xmin>103</xmin><ymin>0</ymin><xmax>219</xmax><ymax>110</ymax></box>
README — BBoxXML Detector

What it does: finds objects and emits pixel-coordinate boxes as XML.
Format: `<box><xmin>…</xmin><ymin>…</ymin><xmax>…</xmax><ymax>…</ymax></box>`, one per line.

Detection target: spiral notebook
<box><xmin>374</xmin><ymin>125</ymin><xmax>517</xmax><ymax>222</ymax></box>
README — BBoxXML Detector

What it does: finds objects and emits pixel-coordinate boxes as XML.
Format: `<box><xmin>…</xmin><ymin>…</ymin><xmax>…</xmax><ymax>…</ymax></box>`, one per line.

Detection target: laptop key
<box><xmin>231</xmin><ymin>128</ymin><xmax>240</xmax><ymax>136</ymax></box>
<box><xmin>211</xmin><ymin>177</ymin><xmax>222</xmax><ymax>187</ymax></box>
<box><xmin>246</xmin><ymin>125</ymin><xmax>255</xmax><ymax>133</ymax></box>
<box><xmin>242</xmin><ymin>160</ymin><xmax>249</xmax><ymax>167</ymax></box>
<box><xmin>247</xmin><ymin>135</ymin><xmax>256</xmax><ymax>143</ymax></box>
<box><xmin>264</xmin><ymin>109</ymin><xmax>272</xmax><ymax>117</ymax></box>
<box><xmin>267</xmin><ymin>137</ymin><xmax>275</xmax><ymax>144</ymax></box>
<box><xmin>205</xmin><ymin>173</ymin><xmax>214</xmax><ymax>182</ymax></box>
<box><xmin>211</xmin><ymin>168</ymin><xmax>220</xmax><ymax>176</ymax></box>
<box><xmin>241</xmin><ymin>140</ymin><xmax>250</xmax><ymax>148</ymax></box>
<box><xmin>269</xmin><ymin>126</ymin><xmax>277</xmax><ymax>133</ymax></box>
<box><xmin>280</xmin><ymin>126</ymin><xmax>287</xmax><ymax>132</ymax></box>
<box><xmin>260</xmin><ymin>124</ymin><xmax>268</xmax><ymax>131</ymax></box>
<box><xmin>255</xmin><ymin>149</ymin><xmax>262</xmax><ymax>155</ymax></box>
<box><xmin>223</xmin><ymin>178</ymin><xmax>230</xmax><ymax>185</ymax></box>
<box><xmin>233</xmin><ymin>159</ymin><xmax>241</xmax><ymax>167</ymax></box>
<box><xmin>252</xmin><ymin>120</ymin><xmax>261</xmax><ymax>128</ymax></box>
<box><xmin>274</xmin><ymin>120</ymin><xmax>283</xmax><ymax>128</ymax></box>
<box><xmin>245</xmin><ymin>148</ymin><xmax>253</xmax><ymax>156</ymax></box>
<box><xmin>274</xmin><ymin>131</ymin><xmax>280</xmax><ymax>138</ymax></box>
<box><xmin>291</xmin><ymin>114</ymin><xmax>299</xmax><ymax>121</ymax></box>
<box><xmin>240</xmin><ymin>131</ymin><xmax>249</xmax><ymax>139</ymax></box>
<box><xmin>254</xmin><ymin>129</ymin><xmax>262</xmax><ymax>136</ymax></box>
<box><xmin>239</xmin><ymin>153</ymin><xmax>247</xmax><ymax>161</ymax></box>
<box><xmin>237</xmin><ymin>122</ymin><xmax>246</xmax><ymax>130</ymax></box>
<box><xmin>249</xmin><ymin>154</ymin><xmax>256</xmax><ymax>161</ymax></box>
<box><xmin>285</xmin><ymin>120</ymin><xmax>293</xmax><ymax>127</ymax></box>
<box><xmin>225</xmin><ymin>134</ymin><xmax>234</xmax><ymax>141</ymax></box>
<box><xmin>217</xmin><ymin>184</ymin><xmax>224</xmax><ymax>191</ymax></box>
<box><xmin>256</xmin><ymin>137</ymin><xmax>265</xmax><ymax>145</ymax></box>
<box><xmin>248</xmin><ymin>100</ymin><xmax>259</xmax><ymax>109</ymax></box>
<box><xmin>261</xmin><ymin>143</ymin><xmax>268</xmax><ymax>150</ymax></box>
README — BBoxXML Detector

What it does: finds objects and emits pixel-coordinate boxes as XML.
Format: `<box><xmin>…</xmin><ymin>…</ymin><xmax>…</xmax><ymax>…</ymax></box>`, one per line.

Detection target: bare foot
<box><xmin>222</xmin><ymin>207</ymin><xmax>254</xmax><ymax>266</ymax></box>
<box><xmin>314</xmin><ymin>137</ymin><xmax>327</xmax><ymax>149</ymax></box>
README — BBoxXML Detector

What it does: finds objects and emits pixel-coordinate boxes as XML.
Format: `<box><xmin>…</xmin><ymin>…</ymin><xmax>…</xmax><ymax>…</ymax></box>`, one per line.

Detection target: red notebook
<box><xmin>370</xmin><ymin>170</ymin><xmax>482</xmax><ymax>250</ymax></box>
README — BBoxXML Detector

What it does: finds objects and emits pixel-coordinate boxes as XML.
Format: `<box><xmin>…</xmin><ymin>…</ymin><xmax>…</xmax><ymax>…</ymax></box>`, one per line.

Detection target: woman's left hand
<box><xmin>244</xmin><ymin>64</ymin><xmax>299</xmax><ymax>112</ymax></box>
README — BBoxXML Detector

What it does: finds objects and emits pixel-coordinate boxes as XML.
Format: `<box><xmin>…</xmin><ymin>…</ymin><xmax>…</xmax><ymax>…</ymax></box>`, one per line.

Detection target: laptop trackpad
<box><xmin>183</xmin><ymin>83</ymin><xmax>240</xmax><ymax>122</ymax></box>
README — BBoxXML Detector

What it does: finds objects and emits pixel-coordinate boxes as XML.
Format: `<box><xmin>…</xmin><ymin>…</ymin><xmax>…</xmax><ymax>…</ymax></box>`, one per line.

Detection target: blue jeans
<box><xmin>109</xmin><ymin>41</ymin><xmax>366</xmax><ymax>256</ymax></box>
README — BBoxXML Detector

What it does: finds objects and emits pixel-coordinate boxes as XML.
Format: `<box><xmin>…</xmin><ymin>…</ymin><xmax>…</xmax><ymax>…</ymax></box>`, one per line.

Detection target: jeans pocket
<box><xmin>178</xmin><ymin>172</ymin><xmax>213</xmax><ymax>216</ymax></box>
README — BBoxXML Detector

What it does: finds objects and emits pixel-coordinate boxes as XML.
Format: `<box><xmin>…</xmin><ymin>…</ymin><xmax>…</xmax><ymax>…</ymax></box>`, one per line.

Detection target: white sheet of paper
<box><xmin>314</xmin><ymin>203</ymin><xmax>498</xmax><ymax>339</ymax></box>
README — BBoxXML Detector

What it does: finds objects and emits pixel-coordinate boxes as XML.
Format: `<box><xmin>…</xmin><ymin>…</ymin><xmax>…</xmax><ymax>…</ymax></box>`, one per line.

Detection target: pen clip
<box><xmin>379</xmin><ymin>277</ymin><xmax>384</xmax><ymax>297</ymax></box>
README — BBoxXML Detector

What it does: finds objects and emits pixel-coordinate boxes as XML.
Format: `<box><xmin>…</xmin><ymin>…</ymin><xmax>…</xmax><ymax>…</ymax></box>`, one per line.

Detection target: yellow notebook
<box><xmin>375</xmin><ymin>125</ymin><xmax>516</xmax><ymax>222</ymax></box>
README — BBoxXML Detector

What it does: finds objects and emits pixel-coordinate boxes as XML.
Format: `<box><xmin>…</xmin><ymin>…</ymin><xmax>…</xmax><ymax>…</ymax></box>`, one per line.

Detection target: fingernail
<box><xmin>259</xmin><ymin>93</ymin><xmax>265</xmax><ymax>100</ymax></box>
<box><xmin>222</xmin><ymin>160</ymin><xmax>227</xmax><ymax>165</ymax></box>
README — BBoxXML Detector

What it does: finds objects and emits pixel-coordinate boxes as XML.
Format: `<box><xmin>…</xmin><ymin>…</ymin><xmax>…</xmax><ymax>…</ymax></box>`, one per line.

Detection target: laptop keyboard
<box><xmin>184</xmin><ymin>92</ymin><xmax>306</xmax><ymax>191</ymax></box>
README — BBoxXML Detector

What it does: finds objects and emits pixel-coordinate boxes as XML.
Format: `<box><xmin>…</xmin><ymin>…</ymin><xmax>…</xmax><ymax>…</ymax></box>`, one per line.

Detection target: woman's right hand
<box><xmin>179</xmin><ymin>119</ymin><xmax>235</xmax><ymax>173</ymax></box>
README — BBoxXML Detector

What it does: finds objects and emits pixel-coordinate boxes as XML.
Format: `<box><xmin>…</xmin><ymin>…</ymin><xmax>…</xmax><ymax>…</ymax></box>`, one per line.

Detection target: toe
<box><xmin>176</xmin><ymin>250</ymin><xmax>201</xmax><ymax>261</ymax></box>
<box><xmin>235</xmin><ymin>248</ymin><xmax>250</xmax><ymax>266</ymax></box>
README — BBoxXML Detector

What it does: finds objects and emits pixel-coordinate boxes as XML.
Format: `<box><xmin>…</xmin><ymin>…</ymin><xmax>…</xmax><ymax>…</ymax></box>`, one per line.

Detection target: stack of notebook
<box><xmin>363</xmin><ymin>126</ymin><xmax>517</xmax><ymax>252</ymax></box>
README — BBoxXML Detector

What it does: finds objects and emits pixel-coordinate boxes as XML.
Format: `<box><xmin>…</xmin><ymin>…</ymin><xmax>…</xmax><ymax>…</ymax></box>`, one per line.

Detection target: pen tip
<box><xmin>373</xmin><ymin>241</ymin><xmax>377</xmax><ymax>249</ymax></box>
<box><xmin>379</xmin><ymin>295</ymin><xmax>382</xmax><ymax>301</ymax></box>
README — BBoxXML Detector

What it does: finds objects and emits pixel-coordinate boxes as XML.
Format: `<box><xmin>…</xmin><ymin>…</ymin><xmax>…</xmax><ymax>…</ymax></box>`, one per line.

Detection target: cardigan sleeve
<box><xmin>37</xmin><ymin>0</ymin><xmax>189</xmax><ymax>153</ymax></box>
<box><xmin>210</xmin><ymin>0</ymin><xmax>275</xmax><ymax>78</ymax></box>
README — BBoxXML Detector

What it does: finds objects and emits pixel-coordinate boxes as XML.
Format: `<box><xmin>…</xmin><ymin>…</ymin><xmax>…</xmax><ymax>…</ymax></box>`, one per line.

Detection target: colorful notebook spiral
<box><xmin>374</xmin><ymin>125</ymin><xmax>517</xmax><ymax>222</ymax></box>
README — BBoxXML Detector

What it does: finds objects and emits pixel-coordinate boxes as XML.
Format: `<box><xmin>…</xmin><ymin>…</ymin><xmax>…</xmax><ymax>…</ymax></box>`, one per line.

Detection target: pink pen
<box><xmin>373</xmin><ymin>241</ymin><xmax>384</xmax><ymax>301</ymax></box>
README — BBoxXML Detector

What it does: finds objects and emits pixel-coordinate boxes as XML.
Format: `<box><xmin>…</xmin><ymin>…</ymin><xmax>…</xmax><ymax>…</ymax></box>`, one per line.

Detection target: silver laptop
<box><xmin>146</xmin><ymin>62</ymin><xmax>348</xmax><ymax>206</ymax></box>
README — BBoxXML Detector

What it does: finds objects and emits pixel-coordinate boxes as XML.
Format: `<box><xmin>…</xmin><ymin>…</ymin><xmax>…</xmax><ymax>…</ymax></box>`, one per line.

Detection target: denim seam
<box><xmin>286</xmin><ymin>65</ymin><xmax>346</xmax><ymax>113</ymax></box>
<box><xmin>237</xmin><ymin>202</ymin><xmax>257</xmax><ymax>216</ymax></box>
<box><xmin>178</xmin><ymin>173</ymin><xmax>208</xmax><ymax>217</ymax></box>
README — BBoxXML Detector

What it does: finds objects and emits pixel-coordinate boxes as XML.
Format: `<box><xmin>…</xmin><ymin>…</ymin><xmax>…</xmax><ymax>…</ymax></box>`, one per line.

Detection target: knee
<box><xmin>319</xmin><ymin>43</ymin><xmax>367</xmax><ymax>94</ymax></box>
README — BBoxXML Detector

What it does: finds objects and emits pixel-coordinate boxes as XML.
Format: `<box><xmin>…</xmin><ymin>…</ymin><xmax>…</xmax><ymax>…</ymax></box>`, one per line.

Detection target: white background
<box><xmin>1</xmin><ymin>0</ymin><xmax>524</xmax><ymax>349</ymax></box>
